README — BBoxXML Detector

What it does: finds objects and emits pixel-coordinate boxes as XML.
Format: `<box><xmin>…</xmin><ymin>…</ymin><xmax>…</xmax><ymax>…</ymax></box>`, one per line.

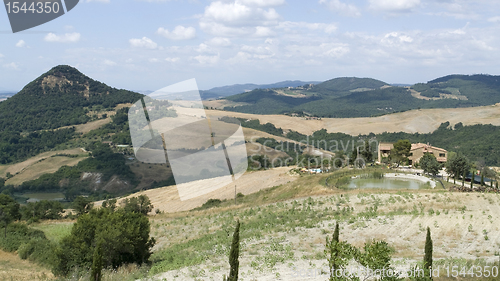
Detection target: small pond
<box><xmin>347</xmin><ymin>178</ymin><xmax>430</xmax><ymax>190</ymax></box>
<box><xmin>18</xmin><ymin>192</ymin><xmax>65</xmax><ymax>203</ymax></box>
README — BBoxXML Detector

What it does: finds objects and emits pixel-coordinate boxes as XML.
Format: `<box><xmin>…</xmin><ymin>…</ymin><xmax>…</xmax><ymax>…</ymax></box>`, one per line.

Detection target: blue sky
<box><xmin>1</xmin><ymin>0</ymin><xmax>500</xmax><ymax>92</ymax></box>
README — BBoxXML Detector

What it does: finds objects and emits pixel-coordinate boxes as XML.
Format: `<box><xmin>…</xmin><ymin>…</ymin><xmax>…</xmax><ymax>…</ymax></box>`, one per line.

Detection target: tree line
<box><xmin>0</xmin><ymin>193</ymin><xmax>155</xmax><ymax>280</ymax></box>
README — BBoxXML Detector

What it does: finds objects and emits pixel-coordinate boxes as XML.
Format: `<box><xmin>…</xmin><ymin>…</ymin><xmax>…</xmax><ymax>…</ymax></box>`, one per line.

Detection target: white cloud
<box><xmin>319</xmin><ymin>0</ymin><xmax>361</xmax><ymax>17</ymax></box>
<box><xmin>16</xmin><ymin>40</ymin><xmax>26</xmax><ymax>48</ymax></box>
<box><xmin>369</xmin><ymin>0</ymin><xmax>420</xmax><ymax>12</ymax></box>
<box><xmin>278</xmin><ymin>21</ymin><xmax>337</xmax><ymax>34</ymax></box>
<box><xmin>157</xmin><ymin>26</ymin><xmax>196</xmax><ymax>40</ymax></box>
<box><xmin>488</xmin><ymin>16</ymin><xmax>500</xmax><ymax>23</ymax></box>
<box><xmin>238</xmin><ymin>0</ymin><xmax>285</xmax><ymax>7</ymax></box>
<box><xmin>254</xmin><ymin>26</ymin><xmax>275</xmax><ymax>37</ymax></box>
<box><xmin>0</xmin><ymin>53</ymin><xmax>4</xmax><ymax>58</ymax></box>
<box><xmin>3</xmin><ymin>62</ymin><xmax>20</xmax><ymax>70</ymax></box>
<box><xmin>323</xmin><ymin>44</ymin><xmax>350</xmax><ymax>58</ymax></box>
<box><xmin>44</xmin><ymin>32</ymin><xmax>81</xmax><ymax>43</ymax></box>
<box><xmin>196</xmin><ymin>43</ymin><xmax>216</xmax><ymax>54</ymax></box>
<box><xmin>192</xmin><ymin>54</ymin><xmax>220</xmax><ymax>65</ymax></box>
<box><xmin>103</xmin><ymin>59</ymin><xmax>116</xmax><ymax>66</ymax></box>
<box><xmin>207</xmin><ymin>37</ymin><xmax>232</xmax><ymax>47</ymax></box>
<box><xmin>199</xmin><ymin>0</ymin><xmax>281</xmax><ymax>37</ymax></box>
<box><xmin>165</xmin><ymin>57</ymin><xmax>180</xmax><ymax>63</ymax></box>
<box><xmin>129</xmin><ymin>37</ymin><xmax>158</xmax><ymax>49</ymax></box>
<box><xmin>203</xmin><ymin>1</ymin><xmax>279</xmax><ymax>25</ymax></box>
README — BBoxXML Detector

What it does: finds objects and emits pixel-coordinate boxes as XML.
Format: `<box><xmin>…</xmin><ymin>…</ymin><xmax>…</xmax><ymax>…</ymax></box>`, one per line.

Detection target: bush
<box><xmin>18</xmin><ymin>238</ymin><xmax>57</xmax><ymax>267</ymax></box>
<box><xmin>53</xmin><ymin>205</ymin><xmax>155</xmax><ymax>277</ymax></box>
<box><xmin>0</xmin><ymin>223</ymin><xmax>46</xmax><ymax>252</ymax></box>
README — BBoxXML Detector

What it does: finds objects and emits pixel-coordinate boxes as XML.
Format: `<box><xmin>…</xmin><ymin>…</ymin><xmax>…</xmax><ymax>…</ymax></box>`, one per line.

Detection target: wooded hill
<box><xmin>0</xmin><ymin>65</ymin><xmax>142</xmax><ymax>132</ymax></box>
<box><xmin>222</xmin><ymin>75</ymin><xmax>500</xmax><ymax>117</ymax></box>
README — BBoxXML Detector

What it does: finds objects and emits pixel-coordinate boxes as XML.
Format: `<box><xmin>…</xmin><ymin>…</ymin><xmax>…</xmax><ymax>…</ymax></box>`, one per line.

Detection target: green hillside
<box><xmin>222</xmin><ymin>75</ymin><xmax>500</xmax><ymax>117</ymax></box>
<box><xmin>0</xmin><ymin>65</ymin><xmax>142</xmax><ymax>132</ymax></box>
<box><xmin>0</xmin><ymin>65</ymin><xmax>143</xmax><ymax>164</ymax></box>
<box><xmin>312</xmin><ymin>77</ymin><xmax>387</xmax><ymax>97</ymax></box>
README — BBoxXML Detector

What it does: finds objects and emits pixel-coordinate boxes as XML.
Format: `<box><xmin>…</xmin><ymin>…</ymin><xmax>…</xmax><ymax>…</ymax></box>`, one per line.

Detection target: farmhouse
<box><xmin>378</xmin><ymin>142</ymin><xmax>447</xmax><ymax>165</ymax></box>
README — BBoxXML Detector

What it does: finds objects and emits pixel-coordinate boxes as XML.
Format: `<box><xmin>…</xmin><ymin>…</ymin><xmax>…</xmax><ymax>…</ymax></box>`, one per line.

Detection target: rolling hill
<box><xmin>218</xmin><ymin>75</ymin><xmax>500</xmax><ymax>117</ymax></box>
<box><xmin>0</xmin><ymin>65</ymin><xmax>142</xmax><ymax>132</ymax></box>
<box><xmin>199</xmin><ymin>80</ymin><xmax>320</xmax><ymax>100</ymax></box>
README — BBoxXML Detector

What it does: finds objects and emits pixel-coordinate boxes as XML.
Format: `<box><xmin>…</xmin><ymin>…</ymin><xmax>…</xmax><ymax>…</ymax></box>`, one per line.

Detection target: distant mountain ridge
<box><xmin>220</xmin><ymin>74</ymin><xmax>500</xmax><ymax>117</ymax></box>
<box><xmin>200</xmin><ymin>80</ymin><xmax>321</xmax><ymax>100</ymax></box>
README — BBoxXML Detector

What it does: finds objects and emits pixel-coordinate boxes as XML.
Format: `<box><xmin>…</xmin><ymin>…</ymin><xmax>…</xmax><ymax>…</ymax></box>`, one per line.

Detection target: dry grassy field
<box><xmin>147</xmin><ymin>172</ymin><xmax>500</xmax><ymax>281</ymax></box>
<box><xmin>95</xmin><ymin>166</ymin><xmax>298</xmax><ymax>213</ymax></box>
<box><xmin>0</xmin><ymin>250</ymin><xmax>54</xmax><ymax>280</ymax></box>
<box><xmin>0</xmin><ymin>148</ymin><xmax>87</xmax><ymax>180</ymax></box>
<box><xmin>5</xmin><ymin>154</ymin><xmax>88</xmax><ymax>186</ymax></box>
<box><xmin>205</xmin><ymin>104</ymin><xmax>500</xmax><ymax>135</ymax></box>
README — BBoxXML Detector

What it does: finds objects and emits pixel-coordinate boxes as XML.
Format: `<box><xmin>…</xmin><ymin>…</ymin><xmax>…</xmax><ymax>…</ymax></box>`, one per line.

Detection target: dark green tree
<box><xmin>333</xmin><ymin>222</ymin><xmax>339</xmax><ymax>244</ymax></box>
<box><xmin>325</xmin><ymin>224</ymin><xmax>356</xmax><ymax>281</ymax></box>
<box><xmin>445</xmin><ymin>153</ymin><xmax>470</xmax><ymax>184</ymax></box>
<box><xmin>53</xmin><ymin>205</ymin><xmax>155</xmax><ymax>276</ymax></box>
<box><xmin>73</xmin><ymin>196</ymin><xmax>93</xmax><ymax>216</ymax></box>
<box><xmin>21</xmin><ymin>200</ymin><xmax>64</xmax><ymax>221</ymax></box>
<box><xmin>0</xmin><ymin>194</ymin><xmax>21</xmax><ymax>237</ymax></box>
<box><xmin>356</xmin><ymin>240</ymin><xmax>400</xmax><ymax>281</ymax></box>
<box><xmin>124</xmin><ymin>195</ymin><xmax>153</xmax><ymax>215</ymax></box>
<box><xmin>227</xmin><ymin>220</ymin><xmax>240</xmax><ymax>281</ymax></box>
<box><xmin>390</xmin><ymin>139</ymin><xmax>411</xmax><ymax>166</ymax></box>
<box><xmin>424</xmin><ymin>227</ymin><xmax>433</xmax><ymax>280</ymax></box>
<box><xmin>359</xmin><ymin>140</ymin><xmax>374</xmax><ymax>163</ymax></box>
<box><xmin>420</xmin><ymin>154</ymin><xmax>440</xmax><ymax>176</ymax></box>
<box><xmin>91</xmin><ymin>242</ymin><xmax>103</xmax><ymax>281</ymax></box>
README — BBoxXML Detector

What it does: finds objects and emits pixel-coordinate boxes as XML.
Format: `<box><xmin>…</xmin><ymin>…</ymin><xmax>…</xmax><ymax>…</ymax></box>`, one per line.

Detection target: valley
<box><xmin>0</xmin><ymin>66</ymin><xmax>499</xmax><ymax>281</ymax></box>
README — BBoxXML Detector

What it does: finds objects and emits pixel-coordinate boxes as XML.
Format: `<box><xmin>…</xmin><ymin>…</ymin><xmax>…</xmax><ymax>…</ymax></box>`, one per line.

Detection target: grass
<box><xmin>0</xmin><ymin>249</ymin><xmax>54</xmax><ymax>281</ymax></box>
<box><xmin>141</xmin><ymin>172</ymin><xmax>500</xmax><ymax>280</ymax></box>
<box><xmin>31</xmin><ymin>222</ymin><xmax>73</xmax><ymax>243</ymax></box>
<box><xmin>6</xmin><ymin>168</ymin><xmax>499</xmax><ymax>280</ymax></box>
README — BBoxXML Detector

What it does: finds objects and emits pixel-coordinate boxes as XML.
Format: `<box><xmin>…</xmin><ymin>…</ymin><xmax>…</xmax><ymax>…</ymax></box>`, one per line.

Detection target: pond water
<box><xmin>20</xmin><ymin>192</ymin><xmax>65</xmax><ymax>202</ymax></box>
<box><xmin>347</xmin><ymin>178</ymin><xmax>429</xmax><ymax>190</ymax></box>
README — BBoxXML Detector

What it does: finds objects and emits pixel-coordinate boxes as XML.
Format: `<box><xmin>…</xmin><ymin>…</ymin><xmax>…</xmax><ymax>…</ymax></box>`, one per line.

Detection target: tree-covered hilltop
<box><xmin>222</xmin><ymin>74</ymin><xmax>500</xmax><ymax>117</ymax></box>
<box><xmin>0</xmin><ymin>65</ymin><xmax>143</xmax><ymax>132</ymax></box>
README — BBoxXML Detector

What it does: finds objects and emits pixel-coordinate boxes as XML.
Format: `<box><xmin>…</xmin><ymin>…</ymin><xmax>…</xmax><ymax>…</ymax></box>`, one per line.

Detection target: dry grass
<box><xmin>74</xmin><ymin>118</ymin><xmax>112</xmax><ymax>133</ymax></box>
<box><xmin>95</xmin><ymin>166</ymin><xmax>298</xmax><ymax>213</ymax></box>
<box><xmin>205</xmin><ymin>103</ymin><xmax>500</xmax><ymax>135</ymax></box>
<box><xmin>0</xmin><ymin>148</ymin><xmax>86</xmax><ymax>179</ymax></box>
<box><xmin>0</xmin><ymin>250</ymin><xmax>54</xmax><ymax>280</ymax></box>
<box><xmin>6</xmin><ymin>154</ymin><xmax>87</xmax><ymax>186</ymax></box>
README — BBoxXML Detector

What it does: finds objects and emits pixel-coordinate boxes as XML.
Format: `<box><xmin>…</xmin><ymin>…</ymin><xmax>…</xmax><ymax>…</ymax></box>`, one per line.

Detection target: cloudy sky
<box><xmin>1</xmin><ymin>0</ymin><xmax>500</xmax><ymax>92</ymax></box>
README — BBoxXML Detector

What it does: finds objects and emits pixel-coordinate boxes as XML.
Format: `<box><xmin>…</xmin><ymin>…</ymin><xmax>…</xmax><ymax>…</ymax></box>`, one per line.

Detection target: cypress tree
<box><xmin>481</xmin><ymin>173</ymin><xmax>484</xmax><ymax>186</ymax></box>
<box><xmin>90</xmin><ymin>243</ymin><xmax>103</xmax><ymax>281</ymax></box>
<box><xmin>424</xmin><ymin>227</ymin><xmax>433</xmax><ymax>280</ymax></box>
<box><xmin>326</xmin><ymin>222</ymin><xmax>341</xmax><ymax>281</ymax></box>
<box><xmin>227</xmin><ymin>220</ymin><xmax>240</xmax><ymax>281</ymax></box>
<box><xmin>471</xmin><ymin>175</ymin><xmax>473</xmax><ymax>189</ymax></box>
<box><xmin>333</xmin><ymin>222</ymin><xmax>339</xmax><ymax>243</ymax></box>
